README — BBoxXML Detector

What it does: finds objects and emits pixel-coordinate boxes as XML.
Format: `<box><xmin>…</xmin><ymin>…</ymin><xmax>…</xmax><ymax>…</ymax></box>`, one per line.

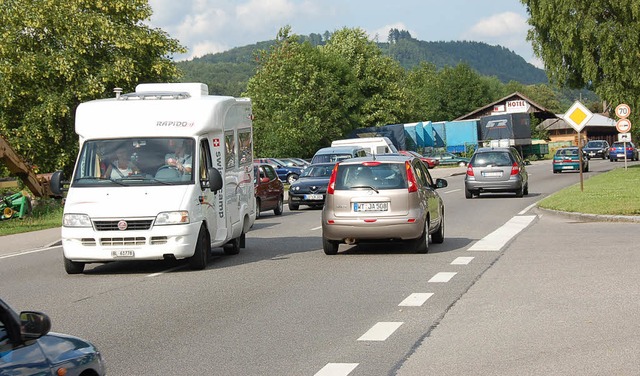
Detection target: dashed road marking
<box><xmin>358</xmin><ymin>322</ymin><xmax>403</xmax><ymax>341</ymax></box>
<box><xmin>468</xmin><ymin>215</ymin><xmax>536</xmax><ymax>251</ymax></box>
<box><xmin>444</xmin><ymin>189</ymin><xmax>461</xmax><ymax>194</ymax></box>
<box><xmin>428</xmin><ymin>272</ymin><xmax>457</xmax><ymax>283</ymax></box>
<box><xmin>311</xmin><ymin>226</ymin><xmax>322</xmax><ymax>231</ymax></box>
<box><xmin>399</xmin><ymin>293</ymin><xmax>434</xmax><ymax>306</ymax></box>
<box><xmin>314</xmin><ymin>363</ymin><xmax>359</xmax><ymax>376</ymax></box>
<box><xmin>451</xmin><ymin>256</ymin><xmax>474</xmax><ymax>265</ymax></box>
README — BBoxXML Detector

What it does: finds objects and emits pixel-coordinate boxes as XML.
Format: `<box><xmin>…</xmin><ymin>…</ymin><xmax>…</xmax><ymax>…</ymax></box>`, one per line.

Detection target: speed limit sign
<box><xmin>615</xmin><ymin>103</ymin><xmax>631</xmax><ymax>118</ymax></box>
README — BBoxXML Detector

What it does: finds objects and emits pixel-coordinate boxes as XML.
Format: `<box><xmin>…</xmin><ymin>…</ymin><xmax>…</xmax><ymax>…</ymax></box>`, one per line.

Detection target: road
<box><xmin>1</xmin><ymin>158</ymin><xmax>638</xmax><ymax>375</ymax></box>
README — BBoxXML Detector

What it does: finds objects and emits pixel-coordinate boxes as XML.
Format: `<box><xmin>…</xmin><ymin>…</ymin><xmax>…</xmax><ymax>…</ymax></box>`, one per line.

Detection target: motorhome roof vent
<box><xmin>118</xmin><ymin>91</ymin><xmax>191</xmax><ymax>100</ymax></box>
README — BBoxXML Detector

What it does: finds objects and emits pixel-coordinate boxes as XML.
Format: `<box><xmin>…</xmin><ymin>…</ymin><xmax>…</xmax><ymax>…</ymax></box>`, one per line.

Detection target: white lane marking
<box><xmin>444</xmin><ymin>189</ymin><xmax>461</xmax><ymax>194</ymax></box>
<box><xmin>311</xmin><ymin>226</ymin><xmax>322</xmax><ymax>231</ymax></box>
<box><xmin>314</xmin><ymin>363</ymin><xmax>359</xmax><ymax>376</ymax></box>
<box><xmin>147</xmin><ymin>265</ymin><xmax>185</xmax><ymax>277</ymax></box>
<box><xmin>428</xmin><ymin>272</ymin><xmax>457</xmax><ymax>283</ymax></box>
<box><xmin>451</xmin><ymin>256</ymin><xmax>474</xmax><ymax>265</ymax></box>
<box><xmin>0</xmin><ymin>247</ymin><xmax>54</xmax><ymax>260</ymax></box>
<box><xmin>399</xmin><ymin>293</ymin><xmax>434</xmax><ymax>307</ymax></box>
<box><xmin>468</xmin><ymin>215</ymin><xmax>536</xmax><ymax>251</ymax></box>
<box><xmin>357</xmin><ymin>322</ymin><xmax>403</xmax><ymax>341</ymax></box>
<box><xmin>519</xmin><ymin>203</ymin><xmax>537</xmax><ymax>215</ymax></box>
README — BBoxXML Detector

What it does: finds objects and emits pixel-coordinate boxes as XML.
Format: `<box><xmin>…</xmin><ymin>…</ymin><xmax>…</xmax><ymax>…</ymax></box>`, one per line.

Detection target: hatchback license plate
<box><xmin>112</xmin><ymin>250</ymin><xmax>134</xmax><ymax>257</ymax></box>
<box><xmin>354</xmin><ymin>202</ymin><xmax>388</xmax><ymax>212</ymax></box>
<box><xmin>482</xmin><ymin>171</ymin><xmax>503</xmax><ymax>177</ymax></box>
<box><xmin>304</xmin><ymin>194</ymin><xmax>323</xmax><ymax>200</ymax></box>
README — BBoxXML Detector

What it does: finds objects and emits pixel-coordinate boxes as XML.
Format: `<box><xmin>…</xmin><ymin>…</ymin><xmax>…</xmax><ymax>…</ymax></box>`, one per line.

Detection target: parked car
<box><xmin>552</xmin><ymin>147</ymin><xmax>589</xmax><ymax>173</ymax></box>
<box><xmin>253</xmin><ymin>158</ymin><xmax>303</xmax><ymax>184</ymax></box>
<box><xmin>423</xmin><ymin>151</ymin><xmax>470</xmax><ymax>167</ymax></box>
<box><xmin>609</xmin><ymin>141</ymin><xmax>639</xmax><ymax>162</ymax></box>
<box><xmin>0</xmin><ymin>298</ymin><xmax>106</xmax><ymax>375</ymax></box>
<box><xmin>288</xmin><ymin>162</ymin><xmax>335</xmax><ymax>210</ymax></box>
<box><xmin>310</xmin><ymin>146</ymin><xmax>368</xmax><ymax>164</ymax></box>
<box><xmin>398</xmin><ymin>150</ymin><xmax>439</xmax><ymax>169</ymax></box>
<box><xmin>285</xmin><ymin>157</ymin><xmax>311</xmax><ymax>168</ymax></box>
<box><xmin>583</xmin><ymin>140</ymin><xmax>610</xmax><ymax>159</ymax></box>
<box><xmin>254</xmin><ymin>163</ymin><xmax>284</xmax><ymax>218</ymax></box>
<box><xmin>322</xmin><ymin>155</ymin><xmax>447</xmax><ymax>255</ymax></box>
<box><xmin>464</xmin><ymin>147</ymin><xmax>529</xmax><ymax>198</ymax></box>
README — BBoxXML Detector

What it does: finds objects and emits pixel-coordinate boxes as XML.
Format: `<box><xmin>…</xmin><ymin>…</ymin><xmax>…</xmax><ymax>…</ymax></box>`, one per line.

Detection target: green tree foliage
<box><xmin>522</xmin><ymin>0</ymin><xmax>640</xmax><ymax>137</ymax></box>
<box><xmin>0</xmin><ymin>0</ymin><xmax>185</xmax><ymax>174</ymax></box>
<box><xmin>245</xmin><ymin>27</ymin><xmax>358</xmax><ymax>158</ymax></box>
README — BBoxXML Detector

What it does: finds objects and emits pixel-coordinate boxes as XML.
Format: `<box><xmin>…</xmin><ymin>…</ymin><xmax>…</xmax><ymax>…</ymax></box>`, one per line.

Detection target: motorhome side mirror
<box><xmin>20</xmin><ymin>311</ymin><xmax>51</xmax><ymax>340</ymax></box>
<box><xmin>49</xmin><ymin>170</ymin><xmax>65</xmax><ymax>196</ymax></box>
<box><xmin>208</xmin><ymin>168</ymin><xmax>223</xmax><ymax>193</ymax></box>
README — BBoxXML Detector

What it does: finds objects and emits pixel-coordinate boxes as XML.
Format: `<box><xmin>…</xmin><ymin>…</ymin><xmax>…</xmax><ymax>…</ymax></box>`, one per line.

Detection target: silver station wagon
<box><xmin>321</xmin><ymin>155</ymin><xmax>447</xmax><ymax>255</ymax></box>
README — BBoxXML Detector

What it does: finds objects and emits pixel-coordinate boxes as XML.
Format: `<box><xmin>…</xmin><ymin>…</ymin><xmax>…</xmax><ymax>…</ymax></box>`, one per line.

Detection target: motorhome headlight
<box><xmin>155</xmin><ymin>211</ymin><xmax>190</xmax><ymax>225</ymax></box>
<box><xmin>63</xmin><ymin>213</ymin><xmax>92</xmax><ymax>227</ymax></box>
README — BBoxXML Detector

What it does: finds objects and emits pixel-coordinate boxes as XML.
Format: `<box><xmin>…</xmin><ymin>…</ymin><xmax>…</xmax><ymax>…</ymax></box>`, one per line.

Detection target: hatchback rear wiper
<box><xmin>350</xmin><ymin>185</ymin><xmax>379</xmax><ymax>194</ymax></box>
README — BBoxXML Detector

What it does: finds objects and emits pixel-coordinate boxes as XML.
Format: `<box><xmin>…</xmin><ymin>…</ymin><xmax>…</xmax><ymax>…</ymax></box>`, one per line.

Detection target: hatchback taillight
<box><xmin>405</xmin><ymin>161</ymin><xmax>418</xmax><ymax>192</ymax></box>
<box><xmin>510</xmin><ymin>162</ymin><xmax>520</xmax><ymax>176</ymax></box>
<box><xmin>326</xmin><ymin>163</ymin><xmax>339</xmax><ymax>195</ymax></box>
<box><xmin>466</xmin><ymin>163</ymin><xmax>474</xmax><ymax>176</ymax></box>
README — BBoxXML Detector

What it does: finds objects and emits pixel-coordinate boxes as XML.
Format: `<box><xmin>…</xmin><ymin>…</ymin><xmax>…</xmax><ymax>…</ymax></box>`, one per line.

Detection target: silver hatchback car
<box><xmin>464</xmin><ymin>147</ymin><xmax>529</xmax><ymax>198</ymax></box>
<box><xmin>321</xmin><ymin>155</ymin><xmax>447</xmax><ymax>255</ymax></box>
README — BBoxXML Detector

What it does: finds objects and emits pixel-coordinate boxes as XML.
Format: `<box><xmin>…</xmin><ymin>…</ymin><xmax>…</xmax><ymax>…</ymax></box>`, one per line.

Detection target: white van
<box><xmin>50</xmin><ymin>83</ymin><xmax>255</xmax><ymax>273</ymax></box>
<box><xmin>331</xmin><ymin>137</ymin><xmax>398</xmax><ymax>155</ymax></box>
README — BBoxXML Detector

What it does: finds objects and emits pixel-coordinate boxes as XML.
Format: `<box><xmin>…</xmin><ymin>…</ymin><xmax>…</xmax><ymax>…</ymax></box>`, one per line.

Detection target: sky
<box><xmin>147</xmin><ymin>0</ymin><xmax>542</xmax><ymax>68</ymax></box>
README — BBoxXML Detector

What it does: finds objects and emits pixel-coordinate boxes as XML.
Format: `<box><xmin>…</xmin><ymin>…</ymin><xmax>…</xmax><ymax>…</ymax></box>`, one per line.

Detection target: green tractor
<box><xmin>1</xmin><ymin>191</ymin><xmax>31</xmax><ymax>220</ymax></box>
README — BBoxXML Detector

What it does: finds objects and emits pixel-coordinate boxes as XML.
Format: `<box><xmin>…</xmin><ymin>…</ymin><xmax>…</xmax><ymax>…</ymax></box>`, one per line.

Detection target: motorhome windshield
<box><xmin>72</xmin><ymin>138</ymin><xmax>195</xmax><ymax>186</ymax></box>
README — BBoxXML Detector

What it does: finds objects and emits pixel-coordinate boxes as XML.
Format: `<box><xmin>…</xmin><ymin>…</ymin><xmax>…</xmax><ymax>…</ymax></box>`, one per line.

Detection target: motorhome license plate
<box><xmin>304</xmin><ymin>194</ymin><xmax>323</xmax><ymax>200</ymax></box>
<box><xmin>354</xmin><ymin>202</ymin><xmax>388</xmax><ymax>212</ymax></box>
<box><xmin>112</xmin><ymin>250</ymin><xmax>135</xmax><ymax>257</ymax></box>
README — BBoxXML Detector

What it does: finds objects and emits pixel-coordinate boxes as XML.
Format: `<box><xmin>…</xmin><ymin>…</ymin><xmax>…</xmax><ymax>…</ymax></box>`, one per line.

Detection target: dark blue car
<box><xmin>0</xmin><ymin>298</ymin><xmax>106</xmax><ymax>375</ymax></box>
<box><xmin>254</xmin><ymin>158</ymin><xmax>303</xmax><ymax>184</ymax></box>
<box><xmin>609</xmin><ymin>141</ymin><xmax>639</xmax><ymax>162</ymax></box>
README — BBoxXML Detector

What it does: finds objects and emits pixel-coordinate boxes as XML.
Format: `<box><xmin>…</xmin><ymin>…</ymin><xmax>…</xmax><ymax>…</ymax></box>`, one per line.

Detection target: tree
<box><xmin>429</xmin><ymin>64</ymin><xmax>495</xmax><ymax>121</ymax></box>
<box><xmin>523</xmin><ymin>0</ymin><xmax>640</xmax><ymax>137</ymax></box>
<box><xmin>0</xmin><ymin>0</ymin><xmax>185</xmax><ymax>175</ymax></box>
<box><xmin>245</xmin><ymin>27</ymin><xmax>359</xmax><ymax>157</ymax></box>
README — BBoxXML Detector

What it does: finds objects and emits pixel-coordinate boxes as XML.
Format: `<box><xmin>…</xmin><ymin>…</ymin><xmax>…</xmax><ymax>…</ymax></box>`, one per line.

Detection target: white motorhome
<box><xmin>330</xmin><ymin>137</ymin><xmax>398</xmax><ymax>155</ymax></box>
<box><xmin>51</xmin><ymin>83</ymin><xmax>255</xmax><ymax>273</ymax></box>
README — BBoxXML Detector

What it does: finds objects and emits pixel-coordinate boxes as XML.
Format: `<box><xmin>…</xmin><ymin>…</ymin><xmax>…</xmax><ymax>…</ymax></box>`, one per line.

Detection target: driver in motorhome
<box><xmin>164</xmin><ymin>139</ymin><xmax>192</xmax><ymax>174</ymax></box>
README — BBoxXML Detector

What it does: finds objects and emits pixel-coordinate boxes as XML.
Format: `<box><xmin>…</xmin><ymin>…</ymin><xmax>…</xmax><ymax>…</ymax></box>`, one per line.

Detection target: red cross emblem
<box><xmin>212</xmin><ymin>138</ymin><xmax>220</xmax><ymax>147</ymax></box>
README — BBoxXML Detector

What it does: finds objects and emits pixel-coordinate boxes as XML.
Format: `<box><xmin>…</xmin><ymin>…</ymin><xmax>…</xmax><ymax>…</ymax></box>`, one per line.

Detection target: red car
<box><xmin>254</xmin><ymin>163</ymin><xmax>284</xmax><ymax>218</ymax></box>
<box><xmin>398</xmin><ymin>150</ymin><xmax>439</xmax><ymax>169</ymax></box>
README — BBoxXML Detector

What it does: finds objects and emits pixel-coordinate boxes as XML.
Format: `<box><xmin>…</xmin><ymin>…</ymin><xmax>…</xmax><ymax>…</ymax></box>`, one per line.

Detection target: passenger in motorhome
<box><xmin>165</xmin><ymin>139</ymin><xmax>192</xmax><ymax>174</ymax></box>
<box><xmin>105</xmin><ymin>146</ymin><xmax>139</xmax><ymax>178</ymax></box>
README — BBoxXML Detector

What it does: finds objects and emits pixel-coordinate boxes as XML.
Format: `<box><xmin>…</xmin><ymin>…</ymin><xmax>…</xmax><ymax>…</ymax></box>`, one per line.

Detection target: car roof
<box><xmin>474</xmin><ymin>147</ymin><xmax>514</xmax><ymax>153</ymax></box>
<box><xmin>337</xmin><ymin>154</ymin><xmax>411</xmax><ymax>165</ymax></box>
<box><xmin>315</xmin><ymin>146</ymin><xmax>365</xmax><ymax>153</ymax></box>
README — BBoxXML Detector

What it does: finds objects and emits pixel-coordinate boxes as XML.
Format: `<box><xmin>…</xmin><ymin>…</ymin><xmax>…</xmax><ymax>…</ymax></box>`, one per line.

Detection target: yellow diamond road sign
<box><xmin>563</xmin><ymin>101</ymin><xmax>594</xmax><ymax>132</ymax></box>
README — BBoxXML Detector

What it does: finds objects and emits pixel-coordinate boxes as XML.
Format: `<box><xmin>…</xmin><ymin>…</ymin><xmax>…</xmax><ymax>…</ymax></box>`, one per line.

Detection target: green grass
<box><xmin>0</xmin><ymin>198</ymin><xmax>63</xmax><ymax>237</ymax></box>
<box><xmin>539</xmin><ymin>165</ymin><xmax>640</xmax><ymax>215</ymax></box>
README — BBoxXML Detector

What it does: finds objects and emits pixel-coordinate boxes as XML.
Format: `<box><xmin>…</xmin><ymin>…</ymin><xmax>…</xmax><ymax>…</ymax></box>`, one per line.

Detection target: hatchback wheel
<box><xmin>431</xmin><ymin>214</ymin><xmax>444</xmax><ymax>244</ymax></box>
<box><xmin>464</xmin><ymin>188</ymin><xmax>472</xmax><ymax>199</ymax></box>
<box><xmin>322</xmin><ymin>237</ymin><xmax>339</xmax><ymax>255</ymax></box>
<box><xmin>414</xmin><ymin>218</ymin><xmax>429</xmax><ymax>254</ymax></box>
<box><xmin>274</xmin><ymin>196</ymin><xmax>284</xmax><ymax>215</ymax></box>
<box><xmin>255</xmin><ymin>199</ymin><xmax>262</xmax><ymax>219</ymax></box>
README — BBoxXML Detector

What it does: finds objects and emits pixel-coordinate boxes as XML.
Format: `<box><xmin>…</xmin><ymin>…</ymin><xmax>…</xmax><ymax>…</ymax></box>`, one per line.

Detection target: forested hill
<box><xmin>177</xmin><ymin>35</ymin><xmax>547</xmax><ymax>96</ymax></box>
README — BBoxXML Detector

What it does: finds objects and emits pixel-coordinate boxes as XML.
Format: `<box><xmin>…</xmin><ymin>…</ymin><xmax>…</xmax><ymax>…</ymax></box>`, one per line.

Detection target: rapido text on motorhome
<box><xmin>51</xmin><ymin>83</ymin><xmax>256</xmax><ymax>274</ymax></box>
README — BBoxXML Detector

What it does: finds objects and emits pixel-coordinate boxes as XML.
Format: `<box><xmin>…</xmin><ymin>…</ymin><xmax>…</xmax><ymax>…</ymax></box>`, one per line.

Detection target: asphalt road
<box><xmin>1</xmin><ymin>158</ymin><xmax>638</xmax><ymax>375</ymax></box>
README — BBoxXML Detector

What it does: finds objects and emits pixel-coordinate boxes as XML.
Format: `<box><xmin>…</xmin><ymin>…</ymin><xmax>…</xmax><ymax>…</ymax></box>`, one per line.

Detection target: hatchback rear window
<box><xmin>334</xmin><ymin>163</ymin><xmax>407</xmax><ymax>190</ymax></box>
<box><xmin>312</xmin><ymin>154</ymin><xmax>354</xmax><ymax>163</ymax></box>
<box><xmin>470</xmin><ymin>152</ymin><xmax>513</xmax><ymax>167</ymax></box>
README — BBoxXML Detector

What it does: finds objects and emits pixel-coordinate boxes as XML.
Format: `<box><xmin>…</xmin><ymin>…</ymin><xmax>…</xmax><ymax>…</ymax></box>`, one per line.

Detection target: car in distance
<box><xmin>398</xmin><ymin>150</ymin><xmax>439</xmax><ymax>169</ymax></box>
<box><xmin>552</xmin><ymin>147</ymin><xmax>589</xmax><ymax>173</ymax></box>
<box><xmin>288</xmin><ymin>163</ymin><xmax>335</xmax><ymax>210</ymax></box>
<box><xmin>322</xmin><ymin>155</ymin><xmax>447</xmax><ymax>255</ymax></box>
<box><xmin>254</xmin><ymin>163</ymin><xmax>284</xmax><ymax>218</ymax></box>
<box><xmin>310</xmin><ymin>146</ymin><xmax>368</xmax><ymax>164</ymax></box>
<box><xmin>423</xmin><ymin>151</ymin><xmax>469</xmax><ymax>167</ymax></box>
<box><xmin>464</xmin><ymin>147</ymin><xmax>529</xmax><ymax>198</ymax></box>
<box><xmin>583</xmin><ymin>140</ymin><xmax>610</xmax><ymax>159</ymax></box>
<box><xmin>609</xmin><ymin>141</ymin><xmax>639</xmax><ymax>162</ymax></box>
<box><xmin>253</xmin><ymin>158</ymin><xmax>303</xmax><ymax>184</ymax></box>
<box><xmin>0</xmin><ymin>298</ymin><xmax>106</xmax><ymax>375</ymax></box>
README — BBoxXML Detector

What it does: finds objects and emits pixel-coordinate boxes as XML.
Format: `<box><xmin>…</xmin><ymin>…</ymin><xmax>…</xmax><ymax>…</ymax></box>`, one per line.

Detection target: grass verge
<box><xmin>538</xmin><ymin>165</ymin><xmax>640</xmax><ymax>215</ymax></box>
<box><xmin>0</xmin><ymin>198</ymin><xmax>63</xmax><ymax>237</ymax></box>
